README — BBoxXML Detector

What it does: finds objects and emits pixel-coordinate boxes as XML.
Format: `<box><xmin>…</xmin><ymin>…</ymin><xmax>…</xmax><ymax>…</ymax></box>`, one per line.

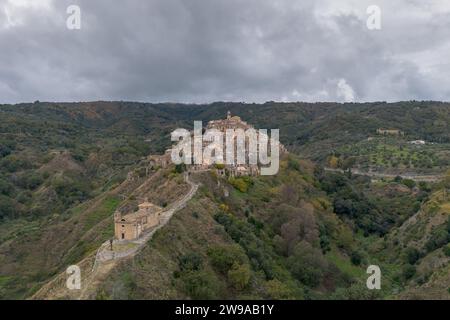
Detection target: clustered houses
<box><xmin>192</xmin><ymin>111</ymin><xmax>260</xmax><ymax>176</ymax></box>
<box><xmin>114</xmin><ymin>112</ymin><xmax>285</xmax><ymax>241</ymax></box>
<box><xmin>141</xmin><ymin>111</ymin><xmax>287</xmax><ymax>177</ymax></box>
<box><xmin>188</xmin><ymin>111</ymin><xmax>286</xmax><ymax>177</ymax></box>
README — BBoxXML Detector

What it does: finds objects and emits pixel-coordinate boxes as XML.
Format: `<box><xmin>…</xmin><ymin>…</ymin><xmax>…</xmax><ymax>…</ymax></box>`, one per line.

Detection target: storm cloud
<box><xmin>1</xmin><ymin>0</ymin><xmax>450</xmax><ymax>103</ymax></box>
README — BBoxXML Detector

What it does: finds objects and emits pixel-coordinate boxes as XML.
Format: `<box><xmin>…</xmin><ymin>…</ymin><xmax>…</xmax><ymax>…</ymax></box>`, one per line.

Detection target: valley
<box><xmin>0</xmin><ymin>101</ymin><xmax>449</xmax><ymax>300</ymax></box>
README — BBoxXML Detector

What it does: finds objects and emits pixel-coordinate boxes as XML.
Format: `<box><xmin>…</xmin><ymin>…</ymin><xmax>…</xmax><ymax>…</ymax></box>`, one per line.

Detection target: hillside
<box><xmin>0</xmin><ymin>101</ymin><xmax>449</xmax><ymax>299</ymax></box>
<box><xmin>32</xmin><ymin>155</ymin><xmax>370</xmax><ymax>299</ymax></box>
<box><xmin>29</xmin><ymin>156</ymin><xmax>450</xmax><ymax>300</ymax></box>
<box><xmin>2</xmin><ymin>101</ymin><xmax>450</xmax><ymax>161</ymax></box>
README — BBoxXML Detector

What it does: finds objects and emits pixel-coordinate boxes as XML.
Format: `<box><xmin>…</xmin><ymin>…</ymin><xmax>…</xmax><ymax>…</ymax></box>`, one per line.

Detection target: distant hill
<box><xmin>2</xmin><ymin>100</ymin><xmax>450</xmax><ymax>158</ymax></box>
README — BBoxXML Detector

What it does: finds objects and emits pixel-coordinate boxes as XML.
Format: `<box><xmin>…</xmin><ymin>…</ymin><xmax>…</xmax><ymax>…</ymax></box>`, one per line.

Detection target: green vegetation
<box><xmin>330</xmin><ymin>137</ymin><xmax>450</xmax><ymax>173</ymax></box>
<box><xmin>229</xmin><ymin>177</ymin><xmax>253</xmax><ymax>193</ymax></box>
<box><xmin>101</xmin><ymin>155</ymin><xmax>447</xmax><ymax>299</ymax></box>
<box><xmin>316</xmin><ymin>169</ymin><xmax>427</xmax><ymax>235</ymax></box>
<box><xmin>83</xmin><ymin>196</ymin><xmax>120</xmax><ymax>231</ymax></box>
<box><xmin>1</xmin><ymin>101</ymin><xmax>450</xmax><ymax>300</ymax></box>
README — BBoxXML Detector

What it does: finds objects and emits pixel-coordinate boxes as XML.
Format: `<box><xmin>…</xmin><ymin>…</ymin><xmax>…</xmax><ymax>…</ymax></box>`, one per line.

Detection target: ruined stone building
<box><xmin>147</xmin><ymin>150</ymin><xmax>172</xmax><ymax>169</ymax></box>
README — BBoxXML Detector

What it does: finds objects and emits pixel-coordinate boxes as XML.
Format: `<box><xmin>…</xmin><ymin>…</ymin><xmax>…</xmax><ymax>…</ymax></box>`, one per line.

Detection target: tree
<box><xmin>402</xmin><ymin>179</ymin><xmax>416</xmax><ymax>189</ymax></box>
<box><xmin>179</xmin><ymin>252</ymin><xmax>203</xmax><ymax>271</ymax></box>
<box><xmin>425</xmin><ymin>227</ymin><xmax>449</xmax><ymax>252</ymax></box>
<box><xmin>228</xmin><ymin>263</ymin><xmax>251</xmax><ymax>290</ymax></box>
<box><xmin>405</xmin><ymin>247</ymin><xmax>421</xmax><ymax>264</ymax></box>
<box><xmin>402</xmin><ymin>264</ymin><xmax>416</xmax><ymax>281</ymax></box>
<box><xmin>174</xmin><ymin>164</ymin><xmax>186</xmax><ymax>174</ymax></box>
<box><xmin>181</xmin><ymin>270</ymin><xmax>222</xmax><ymax>299</ymax></box>
<box><xmin>0</xmin><ymin>195</ymin><xmax>15</xmax><ymax>219</ymax></box>
<box><xmin>443</xmin><ymin>244</ymin><xmax>450</xmax><ymax>257</ymax></box>
<box><xmin>207</xmin><ymin>244</ymin><xmax>247</xmax><ymax>274</ymax></box>
<box><xmin>328</xmin><ymin>155</ymin><xmax>339</xmax><ymax>169</ymax></box>
<box><xmin>287</xmin><ymin>241</ymin><xmax>328</xmax><ymax>287</ymax></box>
<box><xmin>229</xmin><ymin>178</ymin><xmax>250</xmax><ymax>193</ymax></box>
<box><xmin>350</xmin><ymin>251</ymin><xmax>363</xmax><ymax>266</ymax></box>
<box><xmin>215</xmin><ymin>163</ymin><xmax>225</xmax><ymax>170</ymax></box>
<box><xmin>0</xmin><ymin>179</ymin><xmax>13</xmax><ymax>196</ymax></box>
<box><xmin>280</xmin><ymin>203</ymin><xmax>318</xmax><ymax>255</ymax></box>
<box><xmin>265</xmin><ymin>279</ymin><xmax>296</xmax><ymax>299</ymax></box>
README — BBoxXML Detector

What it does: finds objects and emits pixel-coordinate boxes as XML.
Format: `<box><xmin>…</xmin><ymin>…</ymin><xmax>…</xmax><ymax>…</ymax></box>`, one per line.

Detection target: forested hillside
<box><xmin>0</xmin><ymin>101</ymin><xmax>449</xmax><ymax>299</ymax></box>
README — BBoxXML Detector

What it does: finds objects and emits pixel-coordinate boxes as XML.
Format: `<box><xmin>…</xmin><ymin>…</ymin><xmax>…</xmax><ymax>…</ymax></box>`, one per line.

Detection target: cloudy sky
<box><xmin>1</xmin><ymin>0</ymin><xmax>450</xmax><ymax>104</ymax></box>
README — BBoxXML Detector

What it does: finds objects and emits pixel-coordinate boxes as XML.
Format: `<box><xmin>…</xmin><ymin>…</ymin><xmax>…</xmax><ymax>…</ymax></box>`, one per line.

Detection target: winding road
<box><xmin>31</xmin><ymin>171</ymin><xmax>200</xmax><ymax>300</ymax></box>
<box><xmin>94</xmin><ymin>172</ymin><xmax>199</xmax><ymax>266</ymax></box>
<box><xmin>324</xmin><ymin>167</ymin><xmax>443</xmax><ymax>182</ymax></box>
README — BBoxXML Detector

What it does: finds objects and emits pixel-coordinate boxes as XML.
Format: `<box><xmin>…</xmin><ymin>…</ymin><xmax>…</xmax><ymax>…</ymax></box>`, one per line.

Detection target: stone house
<box><xmin>376</xmin><ymin>128</ymin><xmax>404</xmax><ymax>136</ymax></box>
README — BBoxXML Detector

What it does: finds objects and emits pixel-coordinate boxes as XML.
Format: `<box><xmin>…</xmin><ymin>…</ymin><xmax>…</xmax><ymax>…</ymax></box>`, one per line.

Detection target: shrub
<box><xmin>288</xmin><ymin>157</ymin><xmax>300</xmax><ymax>171</ymax></box>
<box><xmin>0</xmin><ymin>141</ymin><xmax>14</xmax><ymax>158</ymax></box>
<box><xmin>402</xmin><ymin>179</ymin><xmax>416</xmax><ymax>189</ymax></box>
<box><xmin>1</xmin><ymin>155</ymin><xmax>31</xmax><ymax>172</ymax></box>
<box><xmin>179</xmin><ymin>253</ymin><xmax>203</xmax><ymax>272</ymax></box>
<box><xmin>425</xmin><ymin>227</ymin><xmax>449</xmax><ymax>252</ymax></box>
<box><xmin>0</xmin><ymin>195</ymin><xmax>15</xmax><ymax>219</ymax></box>
<box><xmin>229</xmin><ymin>178</ymin><xmax>250</xmax><ymax>193</ymax></box>
<box><xmin>17</xmin><ymin>172</ymin><xmax>44</xmax><ymax>190</ymax></box>
<box><xmin>181</xmin><ymin>270</ymin><xmax>222</xmax><ymax>299</ymax></box>
<box><xmin>443</xmin><ymin>244</ymin><xmax>450</xmax><ymax>257</ymax></box>
<box><xmin>265</xmin><ymin>279</ymin><xmax>295</xmax><ymax>299</ymax></box>
<box><xmin>405</xmin><ymin>247</ymin><xmax>421</xmax><ymax>264</ymax></box>
<box><xmin>51</xmin><ymin>175</ymin><xmax>91</xmax><ymax>205</ymax></box>
<box><xmin>173</xmin><ymin>164</ymin><xmax>186</xmax><ymax>174</ymax></box>
<box><xmin>402</xmin><ymin>264</ymin><xmax>416</xmax><ymax>280</ymax></box>
<box><xmin>0</xmin><ymin>179</ymin><xmax>13</xmax><ymax>196</ymax></box>
<box><xmin>350</xmin><ymin>251</ymin><xmax>363</xmax><ymax>266</ymax></box>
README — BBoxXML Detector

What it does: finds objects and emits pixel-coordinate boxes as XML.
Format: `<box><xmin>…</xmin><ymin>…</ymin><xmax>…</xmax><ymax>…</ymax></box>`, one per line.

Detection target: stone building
<box><xmin>114</xmin><ymin>199</ymin><xmax>162</xmax><ymax>241</ymax></box>
<box><xmin>147</xmin><ymin>150</ymin><xmax>171</xmax><ymax>169</ymax></box>
<box><xmin>377</xmin><ymin>128</ymin><xmax>404</xmax><ymax>136</ymax></box>
<box><xmin>206</xmin><ymin>111</ymin><xmax>252</xmax><ymax>131</ymax></box>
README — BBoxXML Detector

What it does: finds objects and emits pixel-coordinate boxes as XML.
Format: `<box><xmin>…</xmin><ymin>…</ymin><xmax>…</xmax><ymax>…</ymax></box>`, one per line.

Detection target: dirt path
<box><xmin>78</xmin><ymin>172</ymin><xmax>199</xmax><ymax>299</ymax></box>
<box><xmin>95</xmin><ymin>172</ymin><xmax>198</xmax><ymax>263</ymax></box>
<box><xmin>32</xmin><ymin>171</ymin><xmax>199</xmax><ymax>300</ymax></box>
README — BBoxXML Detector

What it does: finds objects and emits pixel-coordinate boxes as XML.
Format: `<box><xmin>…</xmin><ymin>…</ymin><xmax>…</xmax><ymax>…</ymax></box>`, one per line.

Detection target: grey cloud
<box><xmin>0</xmin><ymin>0</ymin><xmax>449</xmax><ymax>103</ymax></box>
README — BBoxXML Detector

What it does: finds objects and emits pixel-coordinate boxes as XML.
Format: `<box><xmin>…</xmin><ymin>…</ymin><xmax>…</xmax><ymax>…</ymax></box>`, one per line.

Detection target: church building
<box><xmin>114</xmin><ymin>200</ymin><xmax>162</xmax><ymax>241</ymax></box>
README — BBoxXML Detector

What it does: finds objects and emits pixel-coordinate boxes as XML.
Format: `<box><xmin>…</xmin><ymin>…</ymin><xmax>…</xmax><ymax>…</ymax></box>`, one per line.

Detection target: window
<box><xmin>121</xmin><ymin>233</ymin><xmax>125</xmax><ymax>239</ymax></box>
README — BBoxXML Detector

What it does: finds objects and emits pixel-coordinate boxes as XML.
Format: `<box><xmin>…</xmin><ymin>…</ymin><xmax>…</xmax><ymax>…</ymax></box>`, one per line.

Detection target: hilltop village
<box><xmin>114</xmin><ymin>112</ymin><xmax>286</xmax><ymax>241</ymax></box>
